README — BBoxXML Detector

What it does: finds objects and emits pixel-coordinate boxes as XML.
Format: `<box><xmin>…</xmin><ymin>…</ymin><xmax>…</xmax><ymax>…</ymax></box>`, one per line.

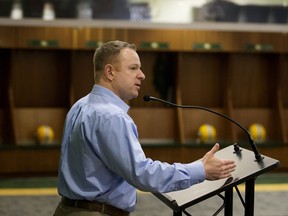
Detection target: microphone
<box><xmin>143</xmin><ymin>95</ymin><xmax>264</xmax><ymax>162</ymax></box>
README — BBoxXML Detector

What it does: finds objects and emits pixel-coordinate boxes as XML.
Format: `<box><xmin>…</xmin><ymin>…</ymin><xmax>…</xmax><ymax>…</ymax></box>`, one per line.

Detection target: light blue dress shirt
<box><xmin>57</xmin><ymin>85</ymin><xmax>205</xmax><ymax>212</ymax></box>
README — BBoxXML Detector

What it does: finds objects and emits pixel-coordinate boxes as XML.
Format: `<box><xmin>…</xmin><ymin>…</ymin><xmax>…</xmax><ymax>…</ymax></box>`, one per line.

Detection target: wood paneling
<box><xmin>128</xmin><ymin>29</ymin><xmax>182</xmax><ymax>50</ymax></box>
<box><xmin>0</xmin><ymin>27</ymin><xmax>16</xmax><ymax>48</ymax></box>
<box><xmin>129</xmin><ymin>108</ymin><xmax>177</xmax><ymax>142</ymax></box>
<box><xmin>182</xmin><ymin>30</ymin><xmax>241</xmax><ymax>52</ymax></box>
<box><xmin>237</xmin><ymin>32</ymin><xmax>285</xmax><ymax>52</ymax></box>
<box><xmin>16</xmin><ymin>27</ymin><xmax>73</xmax><ymax>49</ymax></box>
<box><xmin>10</xmin><ymin>50</ymin><xmax>70</xmax><ymax>107</ymax></box>
<box><xmin>178</xmin><ymin>52</ymin><xmax>227</xmax><ymax>107</ymax></box>
<box><xmin>74</xmin><ymin>28</ymin><xmax>128</xmax><ymax>49</ymax></box>
<box><xmin>0</xmin><ymin>25</ymin><xmax>288</xmax><ymax>175</ymax></box>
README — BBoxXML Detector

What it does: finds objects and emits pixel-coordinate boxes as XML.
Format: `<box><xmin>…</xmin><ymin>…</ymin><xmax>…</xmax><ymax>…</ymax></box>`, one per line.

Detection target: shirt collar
<box><xmin>91</xmin><ymin>85</ymin><xmax>130</xmax><ymax>113</ymax></box>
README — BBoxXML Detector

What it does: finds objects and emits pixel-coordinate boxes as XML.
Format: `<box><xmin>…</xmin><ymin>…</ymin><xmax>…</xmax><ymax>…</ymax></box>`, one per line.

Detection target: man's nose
<box><xmin>139</xmin><ymin>70</ymin><xmax>145</xmax><ymax>80</ymax></box>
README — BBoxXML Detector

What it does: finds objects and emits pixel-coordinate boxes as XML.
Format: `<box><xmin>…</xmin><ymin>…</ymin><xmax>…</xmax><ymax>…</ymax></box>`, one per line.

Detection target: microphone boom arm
<box><xmin>144</xmin><ymin>95</ymin><xmax>264</xmax><ymax>162</ymax></box>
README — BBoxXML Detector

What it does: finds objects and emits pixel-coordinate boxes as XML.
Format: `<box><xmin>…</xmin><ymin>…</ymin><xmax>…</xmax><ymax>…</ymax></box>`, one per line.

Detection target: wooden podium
<box><xmin>153</xmin><ymin>144</ymin><xmax>280</xmax><ymax>216</ymax></box>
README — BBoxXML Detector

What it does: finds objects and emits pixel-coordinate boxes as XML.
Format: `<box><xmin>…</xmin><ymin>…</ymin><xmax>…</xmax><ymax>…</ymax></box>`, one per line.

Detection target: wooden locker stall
<box><xmin>0</xmin><ymin>27</ymin><xmax>16</xmax><ymax>145</ymax></box>
<box><xmin>9</xmin><ymin>49</ymin><xmax>70</xmax><ymax>145</ymax></box>
<box><xmin>177</xmin><ymin>52</ymin><xmax>232</xmax><ymax>144</ymax></box>
<box><xmin>228</xmin><ymin>53</ymin><xmax>281</xmax><ymax>144</ymax></box>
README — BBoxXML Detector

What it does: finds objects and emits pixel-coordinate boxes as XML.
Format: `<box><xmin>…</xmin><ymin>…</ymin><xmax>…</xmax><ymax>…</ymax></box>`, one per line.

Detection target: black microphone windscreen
<box><xmin>143</xmin><ymin>95</ymin><xmax>151</xmax><ymax>102</ymax></box>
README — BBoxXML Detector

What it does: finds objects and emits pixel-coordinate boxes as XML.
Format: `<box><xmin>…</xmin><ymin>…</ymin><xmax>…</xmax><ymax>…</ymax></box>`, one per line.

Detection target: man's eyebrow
<box><xmin>129</xmin><ymin>63</ymin><xmax>140</xmax><ymax>67</ymax></box>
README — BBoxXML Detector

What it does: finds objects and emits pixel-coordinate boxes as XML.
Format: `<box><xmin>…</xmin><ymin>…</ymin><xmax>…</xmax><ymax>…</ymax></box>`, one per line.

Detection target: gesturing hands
<box><xmin>201</xmin><ymin>143</ymin><xmax>236</xmax><ymax>180</ymax></box>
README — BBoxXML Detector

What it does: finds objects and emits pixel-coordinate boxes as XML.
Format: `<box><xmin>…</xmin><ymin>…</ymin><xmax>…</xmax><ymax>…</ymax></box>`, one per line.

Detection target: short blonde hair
<box><xmin>93</xmin><ymin>40</ymin><xmax>136</xmax><ymax>83</ymax></box>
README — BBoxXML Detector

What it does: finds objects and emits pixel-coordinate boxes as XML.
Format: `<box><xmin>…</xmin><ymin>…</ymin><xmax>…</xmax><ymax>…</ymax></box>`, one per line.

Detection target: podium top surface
<box><xmin>154</xmin><ymin>145</ymin><xmax>279</xmax><ymax>210</ymax></box>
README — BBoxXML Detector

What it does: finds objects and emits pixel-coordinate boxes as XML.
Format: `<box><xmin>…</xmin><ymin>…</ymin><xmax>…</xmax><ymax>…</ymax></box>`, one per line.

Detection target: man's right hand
<box><xmin>201</xmin><ymin>143</ymin><xmax>236</xmax><ymax>180</ymax></box>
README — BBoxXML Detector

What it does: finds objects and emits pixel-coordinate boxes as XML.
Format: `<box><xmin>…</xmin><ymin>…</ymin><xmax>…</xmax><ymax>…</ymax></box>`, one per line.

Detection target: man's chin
<box><xmin>129</xmin><ymin>93</ymin><xmax>139</xmax><ymax>100</ymax></box>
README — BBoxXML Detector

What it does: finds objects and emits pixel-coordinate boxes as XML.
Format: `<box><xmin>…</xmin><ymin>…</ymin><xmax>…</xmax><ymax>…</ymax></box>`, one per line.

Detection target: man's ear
<box><xmin>104</xmin><ymin>64</ymin><xmax>115</xmax><ymax>81</ymax></box>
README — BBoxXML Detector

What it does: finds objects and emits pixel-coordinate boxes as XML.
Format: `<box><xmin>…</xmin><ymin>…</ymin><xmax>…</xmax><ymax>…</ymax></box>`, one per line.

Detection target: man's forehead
<box><xmin>119</xmin><ymin>48</ymin><xmax>140</xmax><ymax>62</ymax></box>
<box><xmin>120</xmin><ymin>47</ymin><xmax>137</xmax><ymax>55</ymax></box>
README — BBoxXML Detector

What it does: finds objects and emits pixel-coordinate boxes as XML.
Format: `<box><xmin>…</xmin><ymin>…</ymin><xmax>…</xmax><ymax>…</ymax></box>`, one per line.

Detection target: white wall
<box><xmin>129</xmin><ymin>0</ymin><xmax>287</xmax><ymax>23</ymax></box>
<box><xmin>129</xmin><ymin>0</ymin><xmax>206</xmax><ymax>23</ymax></box>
